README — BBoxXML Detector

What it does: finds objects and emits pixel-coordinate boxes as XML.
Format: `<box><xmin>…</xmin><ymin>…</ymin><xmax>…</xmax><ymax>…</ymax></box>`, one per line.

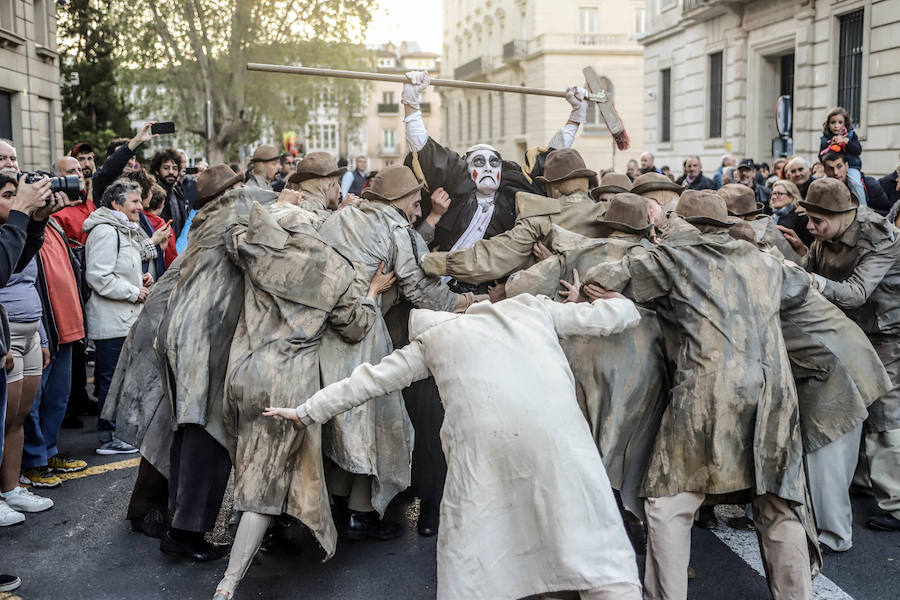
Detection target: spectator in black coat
<box><xmin>769</xmin><ymin>179</ymin><xmax>813</xmax><ymax>248</ymax></box>
<box><xmin>822</xmin><ymin>151</ymin><xmax>892</xmax><ymax>216</ymax></box>
<box><xmin>675</xmin><ymin>156</ymin><xmax>716</xmax><ymax>191</ymax></box>
<box><xmin>736</xmin><ymin>158</ymin><xmax>772</xmax><ymax>209</ymax></box>
<box><xmin>879</xmin><ymin>159</ymin><xmax>900</xmax><ymax>210</ymax></box>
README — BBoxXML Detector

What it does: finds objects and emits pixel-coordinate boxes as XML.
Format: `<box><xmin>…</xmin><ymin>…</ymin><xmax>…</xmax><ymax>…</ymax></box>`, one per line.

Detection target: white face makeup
<box><xmin>467</xmin><ymin>149</ymin><xmax>502</xmax><ymax>196</ymax></box>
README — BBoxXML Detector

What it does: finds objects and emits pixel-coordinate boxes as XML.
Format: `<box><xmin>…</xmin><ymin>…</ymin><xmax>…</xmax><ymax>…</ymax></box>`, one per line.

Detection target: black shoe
<box><xmin>339</xmin><ymin>511</ymin><xmax>403</xmax><ymax>541</ymax></box>
<box><xmin>160</xmin><ymin>530</ymin><xmax>230</xmax><ymax>562</ymax></box>
<box><xmin>726</xmin><ymin>516</ymin><xmax>756</xmax><ymax>531</ymax></box>
<box><xmin>0</xmin><ymin>574</ymin><xmax>22</xmax><ymax>592</ymax></box>
<box><xmin>695</xmin><ymin>505</ymin><xmax>718</xmax><ymax>529</ymax></box>
<box><xmin>62</xmin><ymin>414</ymin><xmax>84</xmax><ymax>429</ymax></box>
<box><xmin>131</xmin><ymin>508</ymin><xmax>168</xmax><ymax>539</ymax></box>
<box><xmin>417</xmin><ymin>500</ymin><xmax>439</xmax><ymax>537</ymax></box>
<box><xmin>866</xmin><ymin>513</ymin><xmax>900</xmax><ymax>531</ymax></box>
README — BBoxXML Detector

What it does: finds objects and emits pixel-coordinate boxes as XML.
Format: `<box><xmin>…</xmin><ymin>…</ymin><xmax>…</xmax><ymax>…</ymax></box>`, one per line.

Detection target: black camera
<box><xmin>21</xmin><ymin>171</ymin><xmax>82</xmax><ymax>202</ymax></box>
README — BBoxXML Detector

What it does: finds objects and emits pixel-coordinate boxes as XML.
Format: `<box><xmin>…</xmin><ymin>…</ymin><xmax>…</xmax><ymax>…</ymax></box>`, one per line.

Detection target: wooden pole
<box><xmin>246</xmin><ymin>63</ymin><xmax>567</xmax><ymax>99</ymax></box>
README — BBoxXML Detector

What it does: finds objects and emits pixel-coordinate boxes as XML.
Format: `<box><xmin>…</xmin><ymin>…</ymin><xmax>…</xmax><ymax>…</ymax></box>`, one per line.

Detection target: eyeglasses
<box><xmin>470</xmin><ymin>155</ymin><xmax>501</xmax><ymax>168</ymax></box>
<box><xmin>771</xmin><ymin>191</ymin><xmax>791</xmax><ymax>197</ymax></box>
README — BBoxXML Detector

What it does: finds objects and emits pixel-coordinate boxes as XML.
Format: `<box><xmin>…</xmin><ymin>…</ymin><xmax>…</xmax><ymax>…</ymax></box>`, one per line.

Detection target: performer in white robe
<box><xmin>265</xmin><ymin>293</ymin><xmax>643</xmax><ymax>600</ymax></box>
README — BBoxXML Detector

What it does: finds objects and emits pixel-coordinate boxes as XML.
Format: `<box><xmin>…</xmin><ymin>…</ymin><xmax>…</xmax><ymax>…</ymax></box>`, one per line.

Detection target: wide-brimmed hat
<box><xmin>249</xmin><ymin>143</ymin><xmax>281</xmax><ymax>163</ymax></box>
<box><xmin>676</xmin><ymin>190</ymin><xmax>734</xmax><ymax>227</ymax></box>
<box><xmin>799</xmin><ymin>177</ymin><xmax>857</xmax><ymax>214</ymax></box>
<box><xmin>535</xmin><ymin>148</ymin><xmax>596</xmax><ymax>184</ymax></box>
<box><xmin>590</xmin><ymin>173</ymin><xmax>633</xmax><ymax>200</ymax></box>
<box><xmin>718</xmin><ymin>183</ymin><xmax>763</xmax><ymax>216</ymax></box>
<box><xmin>631</xmin><ymin>172</ymin><xmax>682</xmax><ymax>196</ymax></box>
<box><xmin>361</xmin><ymin>165</ymin><xmax>423</xmax><ymax>203</ymax></box>
<box><xmin>195</xmin><ymin>164</ymin><xmax>243</xmax><ymax>209</ymax></box>
<box><xmin>596</xmin><ymin>193</ymin><xmax>652</xmax><ymax>236</ymax></box>
<box><xmin>288</xmin><ymin>152</ymin><xmax>346</xmax><ymax>184</ymax></box>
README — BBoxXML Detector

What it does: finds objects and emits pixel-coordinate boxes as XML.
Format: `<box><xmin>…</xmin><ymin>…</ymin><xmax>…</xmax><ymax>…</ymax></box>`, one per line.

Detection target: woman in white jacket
<box><xmin>83</xmin><ymin>179</ymin><xmax>166</xmax><ymax>455</ymax></box>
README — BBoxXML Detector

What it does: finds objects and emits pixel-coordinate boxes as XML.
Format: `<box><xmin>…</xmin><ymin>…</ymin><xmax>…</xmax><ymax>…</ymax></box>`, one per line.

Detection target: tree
<box><xmin>113</xmin><ymin>0</ymin><xmax>378</xmax><ymax>163</ymax></box>
<box><xmin>59</xmin><ymin>1</ymin><xmax>133</xmax><ymax>155</ymax></box>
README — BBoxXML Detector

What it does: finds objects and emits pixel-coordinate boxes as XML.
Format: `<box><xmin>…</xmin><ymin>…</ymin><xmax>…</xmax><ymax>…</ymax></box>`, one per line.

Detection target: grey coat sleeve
<box><xmin>392</xmin><ymin>226</ymin><xmax>459</xmax><ymax>311</ymax></box>
<box><xmin>820</xmin><ymin>245</ymin><xmax>899</xmax><ymax>309</ymax></box>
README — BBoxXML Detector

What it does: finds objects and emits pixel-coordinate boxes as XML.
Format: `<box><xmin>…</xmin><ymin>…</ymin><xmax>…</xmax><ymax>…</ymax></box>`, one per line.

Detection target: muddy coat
<box><xmin>804</xmin><ymin>207</ymin><xmax>900</xmax><ymax>432</ymax></box>
<box><xmin>422</xmin><ymin>191</ymin><xmax>608</xmax><ymax>284</ymax></box>
<box><xmin>315</xmin><ymin>201</ymin><xmax>460</xmax><ymax>514</ymax></box>
<box><xmin>224</xmin><ymin>203</ymin><xmax>377</xmax><ymax>557</ymax></box>
<box><xmin>583</xmin><ymin>219</ymin><xmax>805</xmax><ymax>506</ymax></box>
<box><xmin>747</xmin><ymin>214</ymin><xmax>801</xmax><ymax>262</ymax></box>
<box><xmin>297</xmin><ymin>192</ymin><xmax>332</xmax><ymax>228</ymax></box>
<box><xmin>297</xmin><ymin>295</ymin><xmax>642</xmax><ymax>600</ymax></box>
<box><xmin>505</xmin><ymin>227</ymin><xmax>666</xmax><ymax>518</ymax></box>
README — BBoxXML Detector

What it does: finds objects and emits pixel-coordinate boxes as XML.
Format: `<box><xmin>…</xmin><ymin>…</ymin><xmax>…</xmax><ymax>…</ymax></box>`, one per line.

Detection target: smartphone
<box><xmin>151</xmin><ymin>121</ymin><xmax>176</xmax><ymax>135</ymax></box>
<box><xmin>185</xmin><ymin>166</ymin><xmax>199</xmax><ymax>175</ymax></box>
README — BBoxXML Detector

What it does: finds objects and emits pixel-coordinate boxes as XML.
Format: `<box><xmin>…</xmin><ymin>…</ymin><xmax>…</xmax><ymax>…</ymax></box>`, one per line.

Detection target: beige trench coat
<box><xmin>314</xmin><ymin>202</ymin><xmax>459</xmax><ymax>514</ymax></box>
<box><xmin>297</xmin><ymin>295</ymin><xmax>643</xmax><ymax>600</ymax></box>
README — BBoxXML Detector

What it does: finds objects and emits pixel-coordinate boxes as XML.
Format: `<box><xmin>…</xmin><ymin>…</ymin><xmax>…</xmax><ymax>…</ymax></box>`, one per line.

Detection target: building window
<box><xmin>306</xmin><ymin>123</ymin><xmax>338</xmax><ymax>152</ymax></box>
<box><xmin>660</xmin><ymin>68</ymin><xmax>671</xmax><ymax>143</ymax></box>
<box><xmin>34</xmin><ymin>0</ymin><xmax>47</xmax><ymax>46</ymax></box>
<box><xmin>382</xmin><ymin>128</ymin><xmax>396</xmax><ymax>149</ymax></box>
<box><xmin>378</xmin><ymin>57</ymin><xmax>394</xmax><ymax>68</ymax></box>
<box><xmin>577</xmin><ymin>7</ymin><xmax>599</xmax><ymax>45</ymax></box>
<box><xmin>0</xmin><ymin>91</ymin><xmax>11</xmax><ymax>140</ymax></box>
<box><xmin>633</xmin><ymin>8</ymin><xmax>646</xmax><ymax>34</ymax></box>
<box><xmin>0</xmin><ymin>0</ymin><xmax>15</xmax><ymax>33</ymax></box>
<box><xmin>585</xmin><ymin>76</ymin><xmax>613</xmax><ymax>130</ymax></box>
<box><xmin>382</xmin><ymin>91</ymin><xmax>395</xmax><ymax>104</ymax></box>
<box><xmin>34</xmin><ymin>97</ymin><xmax>53</xmax><ymax>169</ymax></box>
<box><xmin>837</xmin><ymin>9</ymin><xmax>864</xmax><ymax>126</ymax></box>
<box><xmin>708</xmin><ymin>52</ymin><xmax>723</xmax><ymax>139</ymax></box>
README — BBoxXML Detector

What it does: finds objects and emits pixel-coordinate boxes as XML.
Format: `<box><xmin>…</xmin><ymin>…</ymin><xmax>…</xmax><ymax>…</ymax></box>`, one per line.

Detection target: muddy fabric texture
<box><xmin>804</xmin><ymin>207</ymin><xmax>900</xmax><ymax>431</ymax></box>
<box><xmin>297</xmin><ymin>192</ymin><xmax>332</xmax><ymax>228</ymax></box>
<box><xmin>298</xmin><ymin>295</ymin><xmax>642</xmax><ymax>600</ymax></box>
<box><xmin>421</xmin><ymin>191</ymin><xmax>608</xmax><ymax>283</ymax></box>
<box><xmin>505</xmin><ymin>227</ymin><xmax>667</xmax><ymax>519</ymax></box>
<box><xmin>102</xmin><ymin>263</ymin><xmax>181</xmax><ymax>476</ymax></box>
<box><xmin>582</xmin><ymin>219</ymin><xmax>805</xmax><ymax>504</ymax></box>
<box><xmin>224</xmin><ymin>202</ymin><xmax>377</xmax><ymax>558</ymax></box>
<box><xmin>748</xmin><ymin>214</ymin><xmax>800</xmax><ymax>262</ymax></box>
<box><xmin>314</xmin><ymin>202</ymin><xmax>458</xmax><ymax>515</ymax></box>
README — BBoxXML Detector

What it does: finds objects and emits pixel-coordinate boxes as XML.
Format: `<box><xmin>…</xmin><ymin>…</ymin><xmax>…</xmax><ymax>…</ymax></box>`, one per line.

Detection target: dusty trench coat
<box><xmin>297</xmin><ymin>294</ymin><xmax>643</xmax><ymax>600</ymax></box>
<box><xmin>314</xmin><ymin>201</ymin><xmax>459</xmax><ymax>514</ymax></box>
<box><xmin>224</xmin><ymin>202</ymin><xmax>378</xmax><ymax>557</ymax></box>
<box><xmin>505</xmin><ymin>227</ymin><xmax>667</xmax><ymax>518</ymax></box>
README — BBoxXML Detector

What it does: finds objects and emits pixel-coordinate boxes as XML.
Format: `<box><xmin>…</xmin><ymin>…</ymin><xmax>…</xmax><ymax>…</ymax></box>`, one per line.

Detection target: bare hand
<box><xmin>263</xmin><ymin>406</ymin><xmax>305</xmax><ymax>431</ymax></box>
<box><xmin>32</xmin><ymin>190</ymin><xmax>83</xmax><ymax>222</ymax></box>
<box><xmin>136</xmin><ymin>287</ymin><xmax>150</xmax><ymax>303</ymax></box>
<box><xmin>5</xmin><ymin>350</ymin><xmax>13</xmax><ymax>374</ymax></box>
<box><xmin>41</xmin><ymin>347</ymin><xmax>50</xmax><ymax>370</ymax></box>
<box><xmin>559</xmin><ymin>269</ymin><xmax>585</xmax><ymax>303</ymax></box>
<box><xmin>532</xmin><ymin>241</ymin><xmax>553</xmax><ymax>262</ymax></box>
<box><xmin>339</xmin><ymin>193</ymin><xmax>361</xmax><ymax>209</ymax></box>
<box><xmin>150</xmin><ymin>223</ymin><xmax>171</xmax><ymax>247</ymax></box>
<box><xmin>488</xmin><ymin>283</ymin><xmax>506</xmax><ymax>303</ymax></box>
<box><xmin>276</xmin><ymin>188</ymin><xmax>302</xmax><ymax>206</ymax></box>
<box><xmin>12</xmin><ymin>177</ymin><xmax>53</xmax><ymax>217</ymax></box>
<box><xmin>142</xmin><ymin>272</ymin><xmax>154</xmax><ymax>287</ymax></box>
<box><xmin>584</xmin><ymin>283</ymin><xmax>625</xmax><ymax>301</ymax></box>
<box><xmin>776</xmin><ymin>225</ymin><xmax>808</xmax><ymax>256</ymax></box>
<box><xmin>367</xmin><ymin>261</ymin><xmax>397</xmax><ymax>300</ymax></box>
<box><xmin>430</xmin><ymin>187</ymin><xmax>451</xmax><ymax>217</ymax></box>
<box><xmin>129</xmin><ymin>122</ymin><xmax>158</xmax><ymax>151</ymax></box>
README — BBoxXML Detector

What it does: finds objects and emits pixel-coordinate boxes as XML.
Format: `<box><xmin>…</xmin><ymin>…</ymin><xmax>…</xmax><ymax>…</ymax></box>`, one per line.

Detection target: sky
<box><xmin>365</xmin><ymin>0</ymin><xmax>443</xmax><ymax>54</ymax></box>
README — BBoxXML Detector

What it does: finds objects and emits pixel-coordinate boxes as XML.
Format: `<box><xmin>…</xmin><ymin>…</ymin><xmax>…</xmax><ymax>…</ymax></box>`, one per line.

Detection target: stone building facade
<box><xmin>641</xmin><ymin>0</ymin><xmax>900</xmax><ymax>178</ymax></box>
<box><xmin>0</xmin><ymin>0</ymin><xmax>62</xmax><ymax>171</ymax></box>
<box><xmin>440</xmin><ymin>0</ymin><xmax>647</xmax><ymax>173</ymax></box>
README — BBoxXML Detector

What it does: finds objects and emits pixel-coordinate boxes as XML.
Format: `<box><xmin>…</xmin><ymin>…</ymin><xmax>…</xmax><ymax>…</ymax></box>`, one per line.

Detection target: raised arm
<box><xmin>402</xmin><ymin>71</ymin><xmax>431</xmax><ymax>152</ymax></box>
<box><xmin>547</xmin><ymin>86</ymin><xmax>587</xmax><ymax>149</ymax></box>
<box><xmin>297</xmin><ymin>341</ymin><xmax>430</xmax><ymax>425</ymax></box>
<box><xmin>538</xmin><ymin>295</ymin><xmax>641</xmax><ymax>338</ymax></box>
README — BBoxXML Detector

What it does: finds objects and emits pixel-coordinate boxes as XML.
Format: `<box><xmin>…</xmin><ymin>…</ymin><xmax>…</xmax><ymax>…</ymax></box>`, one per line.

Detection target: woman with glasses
<box><xmin>771</xmin><ymin>179</ymin><xmax>814</xmax><ymax>247</ymax></box>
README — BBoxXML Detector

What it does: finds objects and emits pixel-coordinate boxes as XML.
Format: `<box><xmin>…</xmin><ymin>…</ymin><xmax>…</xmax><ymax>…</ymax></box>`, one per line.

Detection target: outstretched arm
<box><xmin>264</xmin><ymin>341</ymin><xmax>430</xmax><ymax>427</ymax></box>
<box><xmin>403</xmin><ymin>71</ymin><xmax>431</xmax><ymax>152</ymax></box>
<box><xmin>539</xmin><ymin>295</ymin><xmax>641</xmax><ymax>338</ymax></box>
<box><xmin>547</xmin><ymin>86</ymin><xmax>587</xmax><ymax>149</ymax></box>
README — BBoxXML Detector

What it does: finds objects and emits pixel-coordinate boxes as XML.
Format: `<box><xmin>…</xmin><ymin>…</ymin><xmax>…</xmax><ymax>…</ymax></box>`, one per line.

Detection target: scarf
<box><xmin>112</xmin><ymin>209</ymin><xmax>141</xmax><ymax>230</ymax></box>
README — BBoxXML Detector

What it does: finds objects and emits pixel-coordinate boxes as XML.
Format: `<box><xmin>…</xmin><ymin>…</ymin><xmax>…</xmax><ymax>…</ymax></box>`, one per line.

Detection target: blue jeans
<box><xmin>0</xmin><ymin>368</ymin><xmax>7</xmax><ymax>464</ymax></box>
<box><xmin>847</xmin><ymin>168</ymin><xmax>867</xmax><ymax>207</ymax></box>
<box><xmin>94</xmin><ymin>337</ymin><xmax>125</xmax><ymax>432</ymax></box>
<box><xmin>23</xmin><ymin>342</ymin><xmax>73</xmax><ymax>468</ymax></box>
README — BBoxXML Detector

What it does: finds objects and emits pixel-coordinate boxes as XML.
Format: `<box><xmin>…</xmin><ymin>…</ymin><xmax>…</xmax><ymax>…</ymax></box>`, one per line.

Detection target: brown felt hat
<box><xmin>590</xmin><ymin>173</ymin><xmax>633</xmax><ymax>200</ymax></box>
<box><xmin>195</xmin><ymin>164</ymin><xmax>243</xmax><ymax>209</ymax></box>
<box><xmin>249</xmin><ymin>143</ymin><xmax>281</xmax><ymax>163</ymax></box>
<box><xmin>676</xmin><ymin>190</ymin><xmax>734</xmax><ymax>228</ymax></box>
<box><xmin>631</xmin><ymin>172</ymin><xmax>683</xmax><ymax>196</ymax></box>
<box><xmin>288</xmin><ymin>152</ymin><xmax>346</xmax><ymax>183</ymax></box>
<box><xmin>799</xmin><ymin>177</ymin><xmax>857</xmax><ymax>214</ymax></box>
<box><xmin>718</xmin><ymin>183</ymin><xmax>763</xmax><ymax>216</ymax></box>
<box><xmin>596</xmin><ymin>193</ymin><xmax>652</xmax><ymax>236</ymax></box>
<box><xmin>361</xmin><ymin>165</ymin><xmax>423</xmax><ymax>202</ymax></box>
<box><xmin>535</xmin><ymin>148</ymin><xmax>596</xmax><ymax>184</ymax></box>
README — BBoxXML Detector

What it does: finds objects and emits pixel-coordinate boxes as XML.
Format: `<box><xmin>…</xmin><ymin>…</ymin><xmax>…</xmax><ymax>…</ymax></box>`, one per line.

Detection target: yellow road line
<box><xmin>55</xmin><ymin>457</ymin><xmax>141</xmax><ymax>482</ymax></box>
<box><xmin>0</xmin><ymin>593</ymin><xmax>24</xmax><ymax>600</ymax></box>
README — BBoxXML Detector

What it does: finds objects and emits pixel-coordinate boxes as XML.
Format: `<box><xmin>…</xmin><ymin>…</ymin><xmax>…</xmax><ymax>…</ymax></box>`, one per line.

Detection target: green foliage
<box><xmin>59</xmin><ymin>0</ymin><xmax>133</xmax><ymax>154</ymax></box>
<box><xmin>110</xmin><ymin>0</ymin><xmax>378</xmax><ymax>162</ymax></box>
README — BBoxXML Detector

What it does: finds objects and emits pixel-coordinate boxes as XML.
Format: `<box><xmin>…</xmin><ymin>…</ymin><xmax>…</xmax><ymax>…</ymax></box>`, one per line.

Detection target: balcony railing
<box><xmin>453</xmin><ymin>56</ymin><xmax>494</xmax><ymax>80</ymax></box>
<box><xmin>377</xmin><ymin>103</ymin><xmax>399</xmax><ymax>114</ymax></box>
<box><xmin>683</xmin><ymin>0</ymin><xmax>706</xmax><ymax>10</ymax></box>
<box><xmin>503</xmin><ymin>40</ymin><xmax>527</xmax><ymax>62</ymax></box>
<box><xmin>379</xmin><ymin>145</ymin><xmax>401</xmax><ymax>157</ymax></box>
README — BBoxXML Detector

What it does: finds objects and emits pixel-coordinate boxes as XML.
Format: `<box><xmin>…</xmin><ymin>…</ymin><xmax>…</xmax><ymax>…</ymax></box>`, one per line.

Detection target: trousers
<box><xmin>806</xmin><ymin>423</ymin><xmax>862</xmax><ymax>551</ymax></box>
<box><xmin>168</xmin><ymin>425</ymin><xmax>232</xmax><ymax>532</ymax></box>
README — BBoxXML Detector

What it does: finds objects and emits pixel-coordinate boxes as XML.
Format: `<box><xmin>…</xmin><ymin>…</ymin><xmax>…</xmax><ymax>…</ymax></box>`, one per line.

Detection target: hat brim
<box><xmin>683</xmin><ymin>215</ymin><xmax>736</xmax><ymax>228</ymax></box>
<box><xmin>535</xmin><ymin>168</ymin><xmax>597</xmax><ymax>184</ymax></box>
<box><xmin>289</xmin><ymin>167</ymin><xmax>347</xmax><ymax>184</ymax></box>
<box><xmin>590</xmin><ymin>185</ymin><xmax>631</xmax><ymax>200</ymax></box>
<box><xmin>361</xmin><ymin>181</ymin><xmax>424</xmax><ymax>203</ymax></box>
<box><xmin>799</xmin><ymin>198</ymin><xmax>859</xmax><ymax>214</ymax></box>
<box><xmin>250</xmin><ymin>154</ymin><xmax>282</xmax><ymax>163</ymax></box>
<box><xmin>632</xmin><ymin>181</ymin><xmax>684</xmax><ymax>195</ymax></box>
<box><xmin>596</xmin><ymin>220</ymin><xmax>652</xmax><ymax>236</ymax></box>
<box><xmin>727</xmin><ymin>202</ymin><xmax>764</xmax><ymax>217</ymax></box>
<box><xmin>196</xmin><ymin>172</ymin><xmax>244</xmax><ymax>209</ymax></box>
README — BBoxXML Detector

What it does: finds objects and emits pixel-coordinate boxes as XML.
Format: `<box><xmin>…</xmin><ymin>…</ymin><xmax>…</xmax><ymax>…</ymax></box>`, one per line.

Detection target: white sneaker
<box><xmin>96</xmin><ymin>437</ymin><xmax>139</xmax><ymax>455</ymax></box>
<box><xmin>3</xmin><ymin>486</ymin><xmax>54</xmax><ymax>513</ymax></box>
<box><xmin>0</xmin><ymin>499</ymin><xmax>25</xmax><ymax>526</ymax></box>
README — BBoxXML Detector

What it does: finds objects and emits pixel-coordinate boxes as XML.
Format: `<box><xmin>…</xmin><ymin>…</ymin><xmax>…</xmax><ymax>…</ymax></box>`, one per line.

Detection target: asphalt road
<box><xmin>2</xmin><ymin>427</ymin><xmax>898</xmax><ymax>600</ymax></box>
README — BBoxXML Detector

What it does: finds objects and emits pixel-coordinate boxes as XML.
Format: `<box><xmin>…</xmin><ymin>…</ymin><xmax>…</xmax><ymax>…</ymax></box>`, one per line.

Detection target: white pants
<box><xmin>806</xmin><ymin>424</ymin><xmax>862</xmax><ymax>551</ymax></box>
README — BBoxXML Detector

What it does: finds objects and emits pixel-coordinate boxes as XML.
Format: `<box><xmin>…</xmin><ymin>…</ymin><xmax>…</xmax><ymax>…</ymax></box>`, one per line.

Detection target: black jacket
<box><xmin>880</xmin><ymin>171</ymin><xmax>900</xmax><ymax>208</ymax></box>
<box><xmin>861</xmin><ymin>174</ymin><xmax>892</xmax><ymax>216</ymax></box>
<box><xmin>675</xmin><ymin>173</ymin><xmax>717</xmax><ymax>191</ymax></box>
<box><xmin>92</xmin><ymin>144</ymin><xmax>136</xmax><ymax>205</ymax></box>
<box><xmin>772</xmin><ymin>205</ymin><xmax>814</xmax><ymax>248</ymax></box>
<box><xmin>0</xmin><ymin>211</ymin><xmax>48</xmax><ymax>355</ymax></box>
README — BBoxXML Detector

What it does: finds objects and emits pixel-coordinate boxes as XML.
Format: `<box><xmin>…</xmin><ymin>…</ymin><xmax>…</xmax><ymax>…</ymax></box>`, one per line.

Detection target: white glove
<box><xmin>402</xmin><ymin>71</ymin><xmax>430</xmax><ymax>110</ymax></box>
<box><xmin>565</xmin><ymin>85</ymin><xmax>589</xmax><ymax>124</ymax></box>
